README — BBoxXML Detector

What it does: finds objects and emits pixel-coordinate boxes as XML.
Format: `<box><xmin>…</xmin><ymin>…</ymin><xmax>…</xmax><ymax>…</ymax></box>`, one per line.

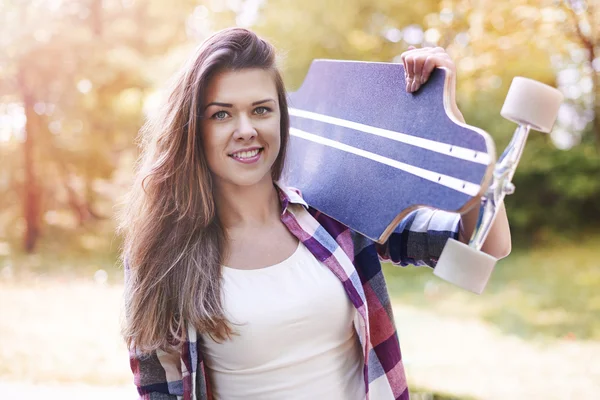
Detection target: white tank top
<box><xmin>199</xmin><ymin>241</ymin><xmax>365</xmax><ymax>400</ymax></box>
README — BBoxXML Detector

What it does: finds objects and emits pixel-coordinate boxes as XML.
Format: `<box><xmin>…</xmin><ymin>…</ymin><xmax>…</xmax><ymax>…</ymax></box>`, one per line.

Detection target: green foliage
<box><xmin>507</xmin><ymin>135</ymin><xmax>600</xmax><ymax>243</ymax></box>
<box><xmin>460</xmin><ymin>92</ymin><xmax>600</xmax><ymax>244</ymax></box>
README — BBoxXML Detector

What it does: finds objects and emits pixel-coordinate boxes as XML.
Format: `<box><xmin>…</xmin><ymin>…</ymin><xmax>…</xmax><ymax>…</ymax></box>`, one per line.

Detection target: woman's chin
<box><xmin>219</xmin><ymin>170</ymin><xmax>275</xmax><ymax>189</ymax></box>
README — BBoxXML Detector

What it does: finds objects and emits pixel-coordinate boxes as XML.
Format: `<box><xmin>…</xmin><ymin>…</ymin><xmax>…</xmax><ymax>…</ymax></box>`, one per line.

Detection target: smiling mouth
<box><xmin>229</xmin><ymin>148</ymin><xmax>263</xmax><ymax>160</ymax></box>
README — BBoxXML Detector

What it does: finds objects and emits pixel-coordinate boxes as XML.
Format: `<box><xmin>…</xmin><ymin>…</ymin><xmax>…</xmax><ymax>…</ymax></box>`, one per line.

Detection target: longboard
<box><xmin>285</xmin><ymin>59</ymin><xmax>496</xmax><ymax>244</ymax></box>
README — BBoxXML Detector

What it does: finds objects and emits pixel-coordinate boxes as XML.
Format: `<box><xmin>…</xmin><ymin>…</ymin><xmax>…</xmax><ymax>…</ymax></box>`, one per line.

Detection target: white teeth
<box><xmin>231</xmin><ymin>149</ymin><xmax>260</xmax><ymax>159</ymax></box>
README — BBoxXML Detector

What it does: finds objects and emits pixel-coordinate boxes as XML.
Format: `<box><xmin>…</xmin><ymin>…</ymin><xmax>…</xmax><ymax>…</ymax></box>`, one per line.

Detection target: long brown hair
<box><xmin>116</xmin><ymin>28</ymin><xmax>290</xmax><ymax>354</ymax></box>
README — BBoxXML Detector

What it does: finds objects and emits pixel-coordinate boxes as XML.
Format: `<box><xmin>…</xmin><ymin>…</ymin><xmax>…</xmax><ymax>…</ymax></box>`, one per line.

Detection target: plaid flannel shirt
<box><xmin>127</xmin><ymin>182</ymin><xmax>460</xmax><ymax>400</ymax></box>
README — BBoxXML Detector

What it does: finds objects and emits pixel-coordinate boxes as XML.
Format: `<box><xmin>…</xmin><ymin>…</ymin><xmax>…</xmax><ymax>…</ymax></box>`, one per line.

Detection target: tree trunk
<box><xmin>592</xmin><ymin>67</ymin><xmax>599</xmax><ymax>149</ymax></box>
<box><xmin>19</xmin><ymin>70</ymin><xmax>41</xmax><ymax>253</ymax></box>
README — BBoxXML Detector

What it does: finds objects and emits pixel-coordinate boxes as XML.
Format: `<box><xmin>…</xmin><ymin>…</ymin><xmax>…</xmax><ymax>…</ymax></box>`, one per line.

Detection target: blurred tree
<box><xmin>1</xmin><ymin>0</ymin><xmax>597</xmax><ymax>253</ymax></box>
<box><xmin>562</xmin><ymin>0</ymin><xmax>599</xmax><ymax>146</ymax></box>
<box><xmin>428</xmin><ymin>0</ymin><xmax>600</xmax><ymax>241</ymax></box>
<box><xmin>0</xmin><ymin>0</ymin><xmax>198</xmax><ymax>252</ymax></box>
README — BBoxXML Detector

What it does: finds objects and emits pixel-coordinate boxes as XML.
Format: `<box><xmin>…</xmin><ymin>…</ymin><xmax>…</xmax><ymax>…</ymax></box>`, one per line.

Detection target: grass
<box><xmin>383</xmin><ymin>235</ymin><xmax>600</xmax><ymax>341</ymax></box>
<box><xmin>1</xmin><ymin>223</ymin><xmax>124</xmax><ymax>283</ymax></box>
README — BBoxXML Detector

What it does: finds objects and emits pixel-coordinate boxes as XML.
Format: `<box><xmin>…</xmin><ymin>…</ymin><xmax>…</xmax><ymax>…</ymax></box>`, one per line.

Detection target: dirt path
<box><xmin>1</xmin><ymin>281</ymin><xmax>599</xmax><ymax>399</ymax></box>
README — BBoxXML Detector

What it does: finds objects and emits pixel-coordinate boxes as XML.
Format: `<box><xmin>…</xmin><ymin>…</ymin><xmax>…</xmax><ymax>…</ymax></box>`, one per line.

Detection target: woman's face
<box><xmin>201</xmin><ymin>68</ymin><xmax>281</xmax><ymax>190</ymax></box>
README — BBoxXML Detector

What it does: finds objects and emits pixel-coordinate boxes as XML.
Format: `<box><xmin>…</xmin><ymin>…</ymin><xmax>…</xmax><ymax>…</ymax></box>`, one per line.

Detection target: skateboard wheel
<box><xmin>500</xmin><ymin>77</ymin><xmax>564</xmax><ymax>133</ymax></box>
<box><xmin>433</xmin><ymin>239</ymin><xmax>497</xmax><ymax>294</ymax></box>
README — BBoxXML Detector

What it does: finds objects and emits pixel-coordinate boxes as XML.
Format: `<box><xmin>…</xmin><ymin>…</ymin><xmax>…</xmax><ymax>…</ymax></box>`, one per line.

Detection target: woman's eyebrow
<box><xmin>252</xmin><ymin>98</ymin><xmax>275</xmax><ymax>106</ymax></box>
<box><xmin>204</xmin><ymin>98</ymin><xmax>275</xmax><ymax>110</ymax></box>
<box><xmin>204</xmin><ymin>102</ymin><xmax>232</xmax><ymax>110</ymax></box>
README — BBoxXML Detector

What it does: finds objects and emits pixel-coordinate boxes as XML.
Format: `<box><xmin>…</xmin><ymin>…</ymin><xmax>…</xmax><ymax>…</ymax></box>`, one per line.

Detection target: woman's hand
<box><xmin>400</xmin><ymin>45</ymin><xmax>465</xmax><ymax>124</ymax></box>
<box><xmin>400</xmin><ymin>45</ymin><xmax>457</xmax><ymax>93</ymax></box>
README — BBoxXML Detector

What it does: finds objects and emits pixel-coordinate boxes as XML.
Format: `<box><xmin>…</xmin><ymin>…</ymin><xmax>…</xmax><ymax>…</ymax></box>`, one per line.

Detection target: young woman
<box><xmin>118</xmin><ymin>27</ymin><xmax>510</xmax><ymax>400</ymax></box>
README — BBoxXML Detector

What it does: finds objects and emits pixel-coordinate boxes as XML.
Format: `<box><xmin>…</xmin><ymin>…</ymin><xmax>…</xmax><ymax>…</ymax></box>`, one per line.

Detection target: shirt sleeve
<box><xmin>375</xmin><ymin>207</ymin><xmax>461</xmax><ymax>268</ymax></box>
<box><xmin>129</xmin><ymin>346</ymin><xmax>185</xmax><ymax>399</ymax></box>
<box><xmin>124</xmin><ymin>256</ymin><xmax>184</xmax><ymax>400</ymax></box>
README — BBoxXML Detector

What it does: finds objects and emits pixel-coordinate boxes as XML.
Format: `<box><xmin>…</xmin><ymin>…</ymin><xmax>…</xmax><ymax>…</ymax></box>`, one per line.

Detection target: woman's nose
<box><xmin>234</xmin><ymin>115</ymin><xmax>257</xmax><ymax>140</ymax></box>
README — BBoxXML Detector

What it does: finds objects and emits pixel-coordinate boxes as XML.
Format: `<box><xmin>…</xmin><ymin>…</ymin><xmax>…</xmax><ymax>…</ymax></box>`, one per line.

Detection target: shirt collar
<box><xmin>274</xmin><ymin>180</ymin><xmax>308</xmax><ymax>214</ymax></box>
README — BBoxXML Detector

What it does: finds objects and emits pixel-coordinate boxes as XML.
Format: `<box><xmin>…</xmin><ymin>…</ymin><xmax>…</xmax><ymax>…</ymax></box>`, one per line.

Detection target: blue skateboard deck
<box><xmin>285</xmin><ymin>59</ymin><xmax>496</xmax><ymax>244</ymax></box>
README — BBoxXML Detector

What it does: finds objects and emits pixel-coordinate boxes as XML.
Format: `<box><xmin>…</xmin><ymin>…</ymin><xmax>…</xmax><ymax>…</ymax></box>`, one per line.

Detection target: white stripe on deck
<box><xmin>290</xmin><ymin>128</ymin><xmax>481</xmax><ymax>196</ymax></box>
<box><xmin>288</xmin><ymin>108</ymin><xmax>491</xmax><ymax>165</ymax></box>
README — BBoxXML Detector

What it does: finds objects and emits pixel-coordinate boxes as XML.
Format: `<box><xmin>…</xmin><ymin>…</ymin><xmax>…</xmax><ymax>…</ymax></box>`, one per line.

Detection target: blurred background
<box><xmin>1</xmin><ymin>0</ymin><xmax>599</xmax><ymax>399</ymax></box>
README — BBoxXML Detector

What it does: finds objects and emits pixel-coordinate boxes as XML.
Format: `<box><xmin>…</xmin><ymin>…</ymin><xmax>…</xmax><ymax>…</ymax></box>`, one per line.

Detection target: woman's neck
<box><xmin>214</xmin><ymin>177</ymin><xmax>281</xmax><ymax>230</ymax></box>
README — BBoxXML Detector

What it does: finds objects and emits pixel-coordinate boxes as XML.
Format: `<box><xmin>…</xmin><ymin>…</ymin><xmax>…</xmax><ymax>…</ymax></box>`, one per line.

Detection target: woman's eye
<box><xmin>212</xmin><ymin>111</ymin><xmax>229</xmax><ymax>120</ymax></box>
<box><xmin>254</xmin><ymin>106</ymin><xmax>271</xmax><ymax>115</ymax></box>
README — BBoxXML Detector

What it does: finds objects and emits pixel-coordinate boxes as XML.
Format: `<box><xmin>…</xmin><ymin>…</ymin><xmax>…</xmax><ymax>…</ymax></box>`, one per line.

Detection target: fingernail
<box><xmin>421</xmin><ymin>76</ymin><xmax>426</xmax><ymax>84</ymax></box>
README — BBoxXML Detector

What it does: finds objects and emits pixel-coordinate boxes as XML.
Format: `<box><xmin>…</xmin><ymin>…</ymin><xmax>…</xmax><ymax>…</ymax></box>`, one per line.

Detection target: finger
<box><xmin>412</xmin><ymin>80</ymin><xmax>420</xmax><ymax>92</ymax></box>
<box><xmin>401</xmin><ymin>52</ymin><xmax>411</xmax><ymax>91</ymax></box>
<box><xmin>421</xmin><ymin>55</ymin><xmax>437</xmax><ymax>84</ymax></box>
<box><xmin>401</xmin><ymin>54</ymin><xmax>409</xmax><ymax>83</ymax></box>
<box><xmin>402</xmin><ymin>59</ymin><xmax>410</xmax><ymax>91</ymax></box>
<box><xmin>406</xmin><ymin>55</ymin><xmax>416</xmax><ymax>92</ymax></box>
<box><xmin>400</xmin><ymin>47</ymin><xmax>416</xmax><ymax>66</ymax></box>
<box><xmin>411</xmin><ymin>71</ymin><xmax>420</xmax><ymax>92</ymax></box>
<box><xmin>400</xmin><ymin>47</ymin><xmax>416</xmax><ymax>81</ymax></box>
<box><xmin>412</xmin><ymin>55</ymin><xmax>424</xmax><ymax>87</ymax></box>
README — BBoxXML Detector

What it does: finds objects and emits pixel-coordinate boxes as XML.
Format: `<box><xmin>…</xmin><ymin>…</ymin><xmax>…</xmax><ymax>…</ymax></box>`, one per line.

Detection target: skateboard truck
<box><xmin>434</xmin><ymin>77</ymin><xmax>564</xmax><ymax>294</ymax></box>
